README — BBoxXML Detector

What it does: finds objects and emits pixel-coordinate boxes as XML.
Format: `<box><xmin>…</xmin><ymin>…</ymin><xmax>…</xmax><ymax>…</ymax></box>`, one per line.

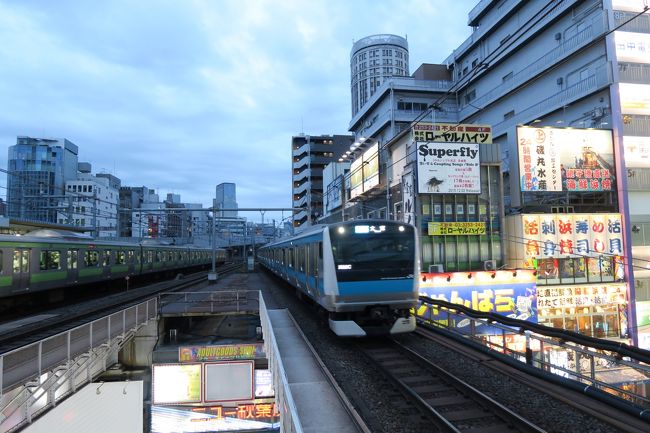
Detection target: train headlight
<box><xmin>338</xmin><ymin>227</ymin><xmax>345</xmax><ymax>234</ymax></box>
<box><xmin>398</xmin><ymin>226</ymin><xmax>405</xmax><ymax>232</ymax></box>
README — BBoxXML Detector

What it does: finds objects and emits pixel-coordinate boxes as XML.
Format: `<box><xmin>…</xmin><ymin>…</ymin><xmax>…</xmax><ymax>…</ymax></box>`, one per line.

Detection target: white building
<box><xmin>60</xmin><ymin>170</ymin><xmax>119</xmax><ymax>238</ymax></box>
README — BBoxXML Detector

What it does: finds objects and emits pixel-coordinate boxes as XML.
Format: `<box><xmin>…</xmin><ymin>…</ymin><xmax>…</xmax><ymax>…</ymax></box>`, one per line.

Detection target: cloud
<box><xmin>0</xmin><ymin>0</ymin><xmax>476</xmax><ymax>223</ymax></box>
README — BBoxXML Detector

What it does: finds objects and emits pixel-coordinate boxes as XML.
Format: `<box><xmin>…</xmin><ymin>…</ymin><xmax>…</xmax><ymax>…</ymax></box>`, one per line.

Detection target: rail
<box><xmin>259</xmin><ymin>295</ymin><xmax>303</xmax><ymax>433</ymax></box>
<box><xmin>0</xmin><ymin>298</ymin><xmax>157</xmax><ymax>432</ymax></box>
<box><xmin>417</xmin><ymin>297</ymin><xmax>650</xmax><ymax>416</ymax></box>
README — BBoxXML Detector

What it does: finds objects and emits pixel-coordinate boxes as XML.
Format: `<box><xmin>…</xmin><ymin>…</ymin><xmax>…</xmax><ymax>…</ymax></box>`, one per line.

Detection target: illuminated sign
<box><xmin>416</xmin><ymin>141</ymin><xmax>481</xmax><ymax>194</ymax></box>
<box><xmin>152</xmin><ymin>363</ymin><xmax>202</xmax><ymax>405</ymax></box>
<box><xmin>179</xmin><ymin>344</ymin><xmax>264</xmax><ymax>362</ymax></box>
<box><xmin>615</xmin><ymin>31</ymin><xmax>650</xmax><ymax>64</ymax></box>
<box><xmin>151</xmin><ymin>404</ymin><xmax>280</xmax><ymax>433</ymax></box>
<box><xmin>520</xmin><ymin>213</ymin><xmax>623</xmax><ymax>258</ymax></box>
<box><xmin>620</xmin><ymin>83</ymin><xmax>650</xmax><ymax>115</ymax></box>
<box><xmin>354</xmin><ymin>224</ymin><xmax>386</xmax><ymax>234</ymax></box>
<box><xmin>413</xmin><ymin>122</ymin><xmax>492</xmax><ymax>144</ymax></box>
<box><xmin>416</xmin><ymin>270</ymin><xmax>538</xmax><ymax>334</ymax></box>
<box><xmin>428</xmin><ymin>221</ymin><xmax>486</xmax><ymax>235</ymax></box>
<box><xmin>204</xmin><ymin>361</ymin><xmax>254</xmax><ymax>403</ymax></box>
<box><xmin>623</xmin><ymin>136</ymin><xmax>650</xmax><ymax>167</ymax></box>
<box><xmin>517</xmin><ymin>127</ymin><xmax>614</xmax><ymax>192</ymax></box>
<box><xmin>349</xmin><ymin>143</ymin><xmax>379</xmax><ymax>199</ymax></box>
<box><xmin>613</xmin><ymin>0</ymin><xmax>650</xmax><ymax>13</ymax></box>
<box><xmin>537</xmin><ymin>283</ymin><xmax>626</xmax><ymax>312</ymax></box>
<box><xmin>255</xmin><ymin>370</ymin><xmax>274</xmax><ymax>398</ymax></box>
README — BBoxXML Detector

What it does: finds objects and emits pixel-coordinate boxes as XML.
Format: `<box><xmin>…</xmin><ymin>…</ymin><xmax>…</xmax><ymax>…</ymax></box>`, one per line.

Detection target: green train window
<box><xmin>40</xmin><ymin>250</ymin><xmax>61</xmax><ymax>270</ymax></box>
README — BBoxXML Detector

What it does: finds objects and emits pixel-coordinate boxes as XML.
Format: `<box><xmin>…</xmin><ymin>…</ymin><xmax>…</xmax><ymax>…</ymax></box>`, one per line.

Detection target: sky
<box><xmin>0</xmin><ymin>0</ymin><xmax>477</xmax><ymax>224</ymax></box>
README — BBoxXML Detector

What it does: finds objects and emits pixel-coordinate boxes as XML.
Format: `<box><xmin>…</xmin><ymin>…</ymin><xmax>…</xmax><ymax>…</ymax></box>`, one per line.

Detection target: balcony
<box><xmin>459</xmin><ymin>22</ymin><xmax>603</xmax><ymax>120</ymax></box>
<box><xmin>492</xmin><ymin>62</ymin><xmax>613</xmax><ymax>136</ymax></box>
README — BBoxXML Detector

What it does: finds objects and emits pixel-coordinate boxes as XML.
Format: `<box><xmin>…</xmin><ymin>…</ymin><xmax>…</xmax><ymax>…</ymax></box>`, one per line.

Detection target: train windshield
<box><xmin>329</xmin><ymin>223</ymin><xmax>415</xmax><ymax>282</ymax></box>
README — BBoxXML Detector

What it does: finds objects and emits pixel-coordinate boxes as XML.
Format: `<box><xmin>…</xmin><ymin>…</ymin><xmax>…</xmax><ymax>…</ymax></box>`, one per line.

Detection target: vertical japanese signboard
<box><xmin>517</xmin><ymin>127</ymin><xmax>614</xmax><ymax>192</ymax></box>
<box><xmin>521</xmin><ymin>213</ymin><xmax>623</xmax><ymax>258</ymax></box>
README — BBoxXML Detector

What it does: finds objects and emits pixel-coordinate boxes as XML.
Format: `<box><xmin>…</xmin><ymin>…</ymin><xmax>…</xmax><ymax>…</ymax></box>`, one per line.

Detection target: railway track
<box><xmin>359</xmin><ymin>339</ymin><xmax>546</xmax><ymax>433</ymax></box>
<box><xmin>413</xmin><ymin>325</ymin><xmax>650</xmax><ymax>433</ymax></box>
<box><xmin>0</xmin><ymin>263</ymin><xmax>241</xmax><ymax>352</ymax></box>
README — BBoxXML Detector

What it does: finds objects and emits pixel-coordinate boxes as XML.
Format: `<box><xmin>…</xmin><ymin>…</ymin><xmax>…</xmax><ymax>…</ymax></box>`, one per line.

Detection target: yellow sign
<box><xmin>413</xmin><ymin>123</ymin><xmax>492</xmax><ymax>144</ymax></box>
<box><xmin>428</xmin><ymin>221</ymin><xmax>486</xmax><ymax>235</ymax></box>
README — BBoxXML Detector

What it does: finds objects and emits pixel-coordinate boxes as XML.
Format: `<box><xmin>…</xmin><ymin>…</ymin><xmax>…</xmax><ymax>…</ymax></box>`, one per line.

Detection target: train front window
<box><xmin>329</xmin><ymin>223</ymin><xmax>415</xmax><ymax>282</ymax></box>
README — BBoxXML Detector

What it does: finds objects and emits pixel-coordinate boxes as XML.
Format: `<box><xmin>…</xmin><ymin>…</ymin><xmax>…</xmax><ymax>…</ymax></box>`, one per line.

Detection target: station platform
<box><xmin>265</xmin><ymin>308</ymin><xmax>363</xmax><ymax>433</ymax></box>
<box><xmin>0</xmin><ymin>269</ymin><xmax>366</xmax><ymax>433</ymax></box>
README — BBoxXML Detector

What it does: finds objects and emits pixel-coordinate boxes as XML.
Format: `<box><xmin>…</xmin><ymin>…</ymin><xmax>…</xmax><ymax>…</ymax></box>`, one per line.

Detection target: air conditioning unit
<box><xmin>483</xmin><ymin>260</ymin><xmax>497</xmax><ymax>271</ymax></box>
<box><xmin>556</xmin><ymin>77</ymin><xmax>563</xmax><ymax>85</ymax></box>
<box><xmin>429</xmin><ymin>264</ymin><xmax>444</xmax><ymax>273</ymax></box>
<box><xmin>554</xmin><ymin>32</ymin><xmax>562</xmax><ymax>41</ymax></box>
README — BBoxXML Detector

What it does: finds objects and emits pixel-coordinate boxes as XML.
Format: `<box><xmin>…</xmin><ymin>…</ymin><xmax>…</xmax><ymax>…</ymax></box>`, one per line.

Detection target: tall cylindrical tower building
<box><xmin>350</xmin><ymin>34</ymin><xmax>409</xmax><ymax>117</ymax></box>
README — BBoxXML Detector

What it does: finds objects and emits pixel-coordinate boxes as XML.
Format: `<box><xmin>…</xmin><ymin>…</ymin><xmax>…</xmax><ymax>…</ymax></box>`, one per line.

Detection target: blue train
<box><xmin>258</xmin><ymin>220</ymin><xmax>419</xmax><ymax>337</ymax></box>
<box><xmin>0</xmin><ymin>229</ymin><xmax>225</xmax><ymax>298</ymax></box>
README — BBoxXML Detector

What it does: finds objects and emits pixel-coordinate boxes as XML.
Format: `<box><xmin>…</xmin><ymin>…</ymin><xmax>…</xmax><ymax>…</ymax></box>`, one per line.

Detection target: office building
<box><xmin>6</xmin><ymin>136</ymin><xmax>78</xmax><ymax>223</ymax></box>
<box><xmin>351</xmin><ymin>34</ymin><xmax>410</xmax><ymax>116</ymax></box>
<box><xmin>215</xmin><ymin>183</ymin><xmax>238</xmax><ymax>218</ymax></box>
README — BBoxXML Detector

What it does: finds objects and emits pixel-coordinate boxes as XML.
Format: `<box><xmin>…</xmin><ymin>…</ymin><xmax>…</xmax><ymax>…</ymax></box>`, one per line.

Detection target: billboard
<box><xmin>152</xmin><ymin>363</ymin><xmax>202</xmax><ymax>405</ymax></box>
<box><xmin>517</xmin><ymin>127</ymin><xmax>614</xmax><ymax>192</ymax></box>
<box><xmin>349</xmin><ymin>143</ymin><xmax>379</xmax><ymax>199</ymax></box>
<box><xmin>520</xmin><ymin>213</ymin><xmax>623</xmax><ymax>258</ymax></box>
<box><xmin>417</xmin><ymin>270</ymin><xmax>538</xmax><ymax>334</ymax></box>
<box><xmin>413</xmin><ymin>122</ymin><xmax>492</xmax><ymax>144</ymax></box>
<box><xmin>204</xmin><ymin>361</ymin><xmax>254</xmax><ymax>403</ymax></box>
<box><xmin>416</xmin><ymin>141</ymin><xmax>481</xmax><ymax>194</ymax></box>
<box><xmin>179</xmin><ymin>343</ymin><xmax>264</xmax><ymax>362</ymax></box>
<box><xmin>623</xmin><ymin>136</ymin><xmax>650</xmax><ymax>167</ymax></box>
<box><xmin>620</xmin><ymin>83</ymin><xmax>650</xmax><ymax>115</ymax></box>
<box><xmin>428</xmin><ymin>221</ymin><xmax>486</xmax><ymax>235</ymax></box>
<box><xmin>615</xmin><ymin>31</ymin><xmax>650</xmax><ymax>64</ymax></box>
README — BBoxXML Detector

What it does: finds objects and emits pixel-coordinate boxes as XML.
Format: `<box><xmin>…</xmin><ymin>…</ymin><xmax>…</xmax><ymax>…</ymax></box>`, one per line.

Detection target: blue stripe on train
<box><xmin>338</xmin><ymin>278</ymin><xmax>414</xmax><ymax>295</ymax></box>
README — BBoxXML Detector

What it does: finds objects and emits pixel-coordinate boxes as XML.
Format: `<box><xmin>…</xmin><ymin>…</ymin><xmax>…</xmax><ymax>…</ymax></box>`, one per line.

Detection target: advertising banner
<box><xmin>417</xmin><ymin>270</ymin><xmax>538</xmax><ymax>335</ymax></box>
<box><xmin>416</xmin><ymin>141</ymin><xmax>481</xmax><ymax>194</ymax></box>
<box><xmin>427</xmin><ymin>221</ymin><xmax>486</xmax><ymax>235</ymax></box>
<box><xmin>413</xmin><ymin>122</ymin><xmax>492</xmax><ymax>144</ymax></box>
<box><xmin>349</xmin><ymin>143</ymin><xmax>379</xmax><ymax>199</ymax></box>
<box><xmin>623</xmin><ymin>136</ymin><xmax>650</xmax><ymax>167</ymax></box>
<box><xmin>517</xmin><ymin>127</ymin><xmax>614</xmax><ymax>192</ymax></box>
<box><xmin>620</xmin><ymin>83</ymin><xmax>650</xmax><ymax>115</ymax></box>
<box><xmin>152</xmin><ymin>363</ymin><xmax>202</xmax><ymax>405</ymax></box>
<box><xmin>179</xmin><ymin>343</ymin><xmax>265</xmax><ymax>362</ymax></box>
<box><xmin>615</xmin><ymin>31</ymin><xmax>650</xmax><ymax>64</ymax></box>
<box><xmin>520</xmin><ymin>213</ymin><xmax>623</xmax><ymax>258</ymax></box>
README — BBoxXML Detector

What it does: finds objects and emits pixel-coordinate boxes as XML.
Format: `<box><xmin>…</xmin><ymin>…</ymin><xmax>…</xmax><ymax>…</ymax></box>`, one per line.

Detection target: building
<box><xmin>291</xmin><ymin>134</ymin><xmax>354</xmax><ymax>231</ymax></box>
<box><xmin>215</xmin><ymin>183</ymin><xmax>238</xmax><ymax>218</ymax></box>
<box><xmin>343</xmin><ymin>1</ymin><xmax>648</xmax><ymax>344</ymax></box>
<box><xmin>351</xmin><ymin>34</ymin><xmax>410</xmax><ymax>117</ymax></box>
<box><xmin>60</xmin><ymin>164</ymin><xmax>119</xmax><ymax>237</ymax></box>
<box><xmin>443</xmin><ymin>0</ymin><xmax>640</xmax><ymax>343</ymax></box>
<box><xmin>6</xmin><ymin>136</ymin><xmax>79</xmax><ymax>223</ymax></box>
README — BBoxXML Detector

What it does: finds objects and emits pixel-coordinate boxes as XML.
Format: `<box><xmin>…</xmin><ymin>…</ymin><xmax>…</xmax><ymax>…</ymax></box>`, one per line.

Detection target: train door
<box><xmin>67</xmin><ymin>249</ymin><xmax>79</xmax><ymax>283</ymax></box>
<box><xmin>12</xmin><ymin>249</ymin><xmax>30</xmax><ymax>292</ymax></box>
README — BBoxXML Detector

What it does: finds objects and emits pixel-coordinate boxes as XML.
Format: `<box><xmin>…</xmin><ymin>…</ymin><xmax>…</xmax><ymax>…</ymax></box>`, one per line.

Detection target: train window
<box><xmin>116</xmin><ymin>251</ymin><xmax>126</xmax><ymax>265</ymax></box>
<box><xmin>68</xmin><ymin>250</ymin><xmax>78</xmax><ymax>270</ymax></box>
<box><xmin>103</xmin><ymin>250</ymin><xmax>111</xmax><ymax>266</ymax></box>
<box><xmin>13</xmin><ymin>251</ymin><xmax>22</xmax><ymax>273</ymax></box>
<box><xmin>84</xmin><ymin>251</ymin><xmax>99</xmax><ymax>267</ymax></box>
<box><xmin>39</xmin><ymin>250</ymin><xmax>61</xmax><ymax>271</ymax></box>
<box><xmin>147</xmin><ymin>251</ymin><xmax>153</xmax><ymax>264</ymax></box>
<box><xmin>128</xmin><ymin>250</ymin><xmax>134</xmax><ymax>263</ymax></box>
<box><xmin>155</xmin><ymin>251</ymin><xmax>161</xmax><ymax>262</ymax></box>
<box><xmin>0</xmin><ymin>250</ymin><xmax>2</xmax><ymax>273</ymax></box>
